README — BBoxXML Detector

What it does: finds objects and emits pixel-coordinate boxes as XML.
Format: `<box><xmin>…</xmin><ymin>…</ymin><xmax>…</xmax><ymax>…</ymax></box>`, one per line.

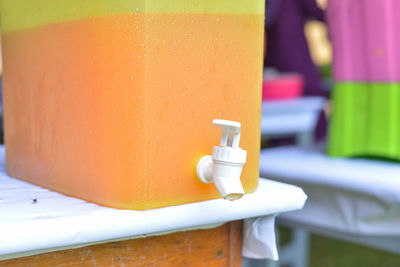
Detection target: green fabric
<box><xmin>328</xmin><ymin>82</ymin><xmax>400</xmax><ymax>160</ymax></box>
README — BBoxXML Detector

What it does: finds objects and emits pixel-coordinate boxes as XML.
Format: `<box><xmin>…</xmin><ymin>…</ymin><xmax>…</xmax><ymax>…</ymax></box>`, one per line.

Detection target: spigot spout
<box><xmin>196</xmin><ymin>119</ymin><xmax>247</xmax><ymax>201</ymax></box>
<box><xmin>213</xmin><ymin>161</ymin><xmax>245</xmax><ymax>200</ymax></box>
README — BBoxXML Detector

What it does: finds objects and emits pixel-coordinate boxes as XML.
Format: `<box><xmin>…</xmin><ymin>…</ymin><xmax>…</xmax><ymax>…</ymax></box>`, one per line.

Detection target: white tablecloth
<box><xmin>261</xmin><ymin>97</ymin><xmax>325</xmax><ymax>136</ymax></box>
<box><xmin>260</xmin><ymin>146</ymin><xmax>400</xmax><ymax>237</ymax></box>
<box><xmin>0</xmin><ymin>146</ymin><xmax>306</xmax><ymax>260</ymax></box>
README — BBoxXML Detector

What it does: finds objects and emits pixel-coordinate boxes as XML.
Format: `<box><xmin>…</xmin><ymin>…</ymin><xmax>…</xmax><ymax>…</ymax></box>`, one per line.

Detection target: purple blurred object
<box><xmin>264</xmin><ymin>0</ymin><xmax>325</xmax><ymax>96</ymax></box>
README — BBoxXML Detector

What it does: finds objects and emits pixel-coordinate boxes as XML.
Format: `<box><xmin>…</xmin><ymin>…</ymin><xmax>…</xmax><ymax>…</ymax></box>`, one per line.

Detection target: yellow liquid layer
<box><xmin>1</xmin><ymin>0</ymin><xmax>265</xmax><ymax>33</ymax></box>
<box><xmin>3</xmin><ymin>13</ymin><xmax>264</xmax><ymax>209</ymax></box>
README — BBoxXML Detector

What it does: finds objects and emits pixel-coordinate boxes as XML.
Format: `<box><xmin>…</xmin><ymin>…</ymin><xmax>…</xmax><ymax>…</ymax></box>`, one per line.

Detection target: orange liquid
<box><xmin>2</xmin><ymin>13</ymin><xmax>263</xmax><ymax>209</ymax></box>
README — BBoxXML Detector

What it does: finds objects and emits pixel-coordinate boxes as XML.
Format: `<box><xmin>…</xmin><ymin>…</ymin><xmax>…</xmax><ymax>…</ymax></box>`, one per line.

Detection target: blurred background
<box><xmin>261</xmin><ymin>0</ymin><xmax>400</xmax><ymax>266</ymax></box>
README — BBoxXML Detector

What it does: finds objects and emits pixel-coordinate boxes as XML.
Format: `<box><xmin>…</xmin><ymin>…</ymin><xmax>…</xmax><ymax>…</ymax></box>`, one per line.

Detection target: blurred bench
<box><xmin>260</xmin><ymin>146</ymin><xmax>400</xmax><ymax>267</ymax></box>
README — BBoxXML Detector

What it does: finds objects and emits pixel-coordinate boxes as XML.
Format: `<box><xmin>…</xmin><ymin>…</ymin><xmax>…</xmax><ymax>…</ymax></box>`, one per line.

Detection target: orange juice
<box><xmin>1</xmin><ymin>1</ymin><xmax>264</xmax><ymax>209</ymax></box>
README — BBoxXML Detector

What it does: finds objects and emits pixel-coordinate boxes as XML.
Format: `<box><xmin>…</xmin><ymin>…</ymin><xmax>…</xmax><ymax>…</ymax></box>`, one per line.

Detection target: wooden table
<box><xmin>2</xmin><ymin>221</ymin><xmax>243</xmax><ymax>267</ymax></box>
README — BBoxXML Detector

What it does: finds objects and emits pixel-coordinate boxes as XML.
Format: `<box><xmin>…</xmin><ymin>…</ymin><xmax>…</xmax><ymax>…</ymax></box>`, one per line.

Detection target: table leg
<box><xmin>269</xmin><ymin>227</ymin><xmax>310</xmax><ymax>267</ymax></box>
<box><xmin>296</xmin><ymin>132</ymin><xmax>314</xmax><ymax>147</ymax></box>
<box><xmin>291</xmin><ymin>228</ymin><xmax>310</xmax><ymax>267</ymax></box>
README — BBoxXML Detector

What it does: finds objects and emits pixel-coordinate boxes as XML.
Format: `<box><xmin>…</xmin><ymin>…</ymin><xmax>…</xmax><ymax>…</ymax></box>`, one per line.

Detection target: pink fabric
<box><xmin>328</xmin><ymin>0</ymin><xmax>400</xmax><ymax>82</ymax></box>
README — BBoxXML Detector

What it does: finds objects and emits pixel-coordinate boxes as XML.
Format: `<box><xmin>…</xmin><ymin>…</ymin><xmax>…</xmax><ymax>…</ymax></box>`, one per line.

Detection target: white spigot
<box><xmin>197</xmin><ymin>119</ymin><xmax>247</xmax><ymax>201</ymax></box>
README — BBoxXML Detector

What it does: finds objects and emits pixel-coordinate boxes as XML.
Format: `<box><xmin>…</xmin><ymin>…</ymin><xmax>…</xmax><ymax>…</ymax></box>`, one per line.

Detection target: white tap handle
<box><xmin>212</xmin><ymin>119</ymin><xmax>241</xmax><ymax>148</ymax></box>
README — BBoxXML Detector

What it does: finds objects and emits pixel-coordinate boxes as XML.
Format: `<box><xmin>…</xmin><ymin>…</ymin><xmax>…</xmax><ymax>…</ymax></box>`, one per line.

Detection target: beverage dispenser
<box><xmin>1</xmin><ymin>0</ymin><xmax>265</xmax><ymax>209</ymax></box>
